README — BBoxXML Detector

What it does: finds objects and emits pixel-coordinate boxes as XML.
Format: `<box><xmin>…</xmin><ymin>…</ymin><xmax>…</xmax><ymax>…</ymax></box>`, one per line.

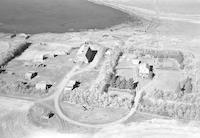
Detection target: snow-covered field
<box><xmin>0</xmin><ymin>1</ymin><xmax>200</xmax><ymax>138</ymax></box>
<box><xmin>28</xmin><ymin>119</ymin><xmax>200</xmax><ymax>138</ymax></box>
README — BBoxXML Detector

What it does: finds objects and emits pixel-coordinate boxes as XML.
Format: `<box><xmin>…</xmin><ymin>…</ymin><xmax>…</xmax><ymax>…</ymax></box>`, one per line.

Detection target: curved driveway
<box><xmin>35</xmin><ymin>54</ymin><xmax>156</xmax><ymax>128</ymax></box>
<box><xmin>54</xmin><ymin>79</ymin><xmax>155</xmax><ymax>128</ymax></box>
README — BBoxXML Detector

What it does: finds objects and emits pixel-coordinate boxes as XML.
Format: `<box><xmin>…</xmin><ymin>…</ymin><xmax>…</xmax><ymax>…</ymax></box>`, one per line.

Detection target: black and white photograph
<box><xmin>0</xmin><ymin>0</ymin><xmax>200</xmax><ymax>138</ymax></box>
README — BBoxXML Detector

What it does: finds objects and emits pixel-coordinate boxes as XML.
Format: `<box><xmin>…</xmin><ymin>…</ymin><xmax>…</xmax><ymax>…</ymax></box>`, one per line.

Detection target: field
<box><xmin>60</xmin><ymin>102</ymin><xmax>128</xmax><ymax>124</ymax></box>
<box><xmin>0</xmin><ymin>96</ymin><xmax>34</xmax><ymax>138</ymax></box>
<box><xmin>152</xmin><ymin>70</ymin><xmax>183</xmax><ymax>91</ymax></box>
<box><xmin>0</xmin><ymin>111</ymin><xmax>33</xmax><ymax>138</ymax></box>
<box><xmin>0</xmin><ymin>2</ymin><xmax>199</xmax><ymax>136</ymax></box>
<box><xmin>70</xmin><ymin>70</ymin><xmax>99</xmax><ymax>91</ymax></box>
<box><xmin>113</xmin><ymin>48</ymin><xmax>200</xmax><ymax>122</ymax></box>
<box><xmin>0</xmin><ymin>42</ymin><xmax>78</xmax><ymax>99</ymax></box>
<box><xmin>0</xmin><ymin>37</ymin><xmax>29</xmax><ymax>67</ymax></box>
<box><xmin>125</xmin><ymin>111</ymin><xmax>168</xmax><ymax>123</ymax></box>
<box><xmin>29</xmin><ymin>103</ymin><xmax>64</xmax><ymax>130</ymax></box>
<box><xmin>0</xmin><ymin>41</ymin><xmax>10</xmax><ymax>54</ymax></box>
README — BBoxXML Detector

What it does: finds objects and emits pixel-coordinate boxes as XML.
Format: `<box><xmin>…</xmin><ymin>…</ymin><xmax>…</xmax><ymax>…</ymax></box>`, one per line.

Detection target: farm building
<box><xmin>0</xmin><ymin>66</ymin><xmax>6</xmax><ymax>74</ymax></box>
<box><xmin>43</xmin><ymin>53</ymin><xmax>57</xmax><ymax>60</ymax></box>
<box><xmin>139</xmin><ymin>63</ymin><xmax>150</xmax><ymax>78</ymax></box>
<box><xmin>76</xmin><ymin>41</ymin><xmax>98</xmax><ymax>63</ymax></box>
<box><xmin>65</xmin><ymin>80</ymin><xmax>76</xmax><ymax>91</ymax></box>
<box><xmin>25</xmin><ymin>71</ymin><xmax>38</xmax><ymax>80</ymax></box>
<box><xmin>105</xmin><ymin>50</ymin><xmax>112</xmax><ymax>56</ymax></box>
<box><xmin>54</xmin><ymin>51</ymin><xmax>66</xmax><ymax>56</ymax></box>
<box><xmin>85</xmin><ymin>47</ymin><xmax>98</xmax><ymax>63</ymax></box>
<box><xmin>132</xmin><ymin>59</ymin><xmax>141</xmax><ymax>65</ymax></box>
<box><xmin>64</xmin><ymin>80</ymin><xmax>81</xmax><ymax>91</ymax></box>
<box><xmin>35</xmin><ymin>81</ymin><xmax>52</xmax><ymax>91</ymax></box>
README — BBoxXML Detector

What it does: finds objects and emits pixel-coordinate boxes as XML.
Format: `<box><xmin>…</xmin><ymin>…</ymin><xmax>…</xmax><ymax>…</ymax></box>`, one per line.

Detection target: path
<box><xmin>53</xmin><ymin>79</ymin><xmax>156</xmax><ymax>128</ymax></box>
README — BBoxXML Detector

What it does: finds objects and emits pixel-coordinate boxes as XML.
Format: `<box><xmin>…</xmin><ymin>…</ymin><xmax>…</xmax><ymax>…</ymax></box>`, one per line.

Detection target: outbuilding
<box><xmin>43</xmin><ymin>53</ymin><xmax>57</xmax><ymax>60</ymax></box>
<box><xmin>64</xmin><ymin>80</ymin><xmax>81</xmax><ymax>91</ymax></box>
<box><xmin>35</xmin><ymin>81</ymin><xmax>52</xmax><ymax>91</ymax></box>
<box><xmin>132</xmin><ymin>59</ymin><xmax>141</xmax><ymax>65</ymax></box>
<box><xmin>139</xmin><ymin>63</ymin><xmax>150</xmax><ymax>78</ymax></box>
<box><xmin>25</xmin><ymin>71</ymin><xmax>38</xmax><ymax>80</ymax></box>
<box><xmin>76</xmin><ymin>42</ymin><xmax>98</xmax><ymax>64</ymax></box>
<box><xmin>85</xmin><ymin>47</ymin><xmax>97</xmax><ymax>63</ymax></box>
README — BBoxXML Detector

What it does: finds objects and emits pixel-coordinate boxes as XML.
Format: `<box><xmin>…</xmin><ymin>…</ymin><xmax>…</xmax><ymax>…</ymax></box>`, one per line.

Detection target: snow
<box><xmin>28</xmin><ymin>119</ymin><xmax>200</xmax><ymax>138</ymax></box>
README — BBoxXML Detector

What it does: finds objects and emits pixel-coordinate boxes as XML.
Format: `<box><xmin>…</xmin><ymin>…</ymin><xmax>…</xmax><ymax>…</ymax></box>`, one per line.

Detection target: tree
<box><xmin>175</xmin><ymin>104</ymin><xmax>184</xmax><ymax>119</ymax></box>
<box><xmin>114</xmin><ymin>76</ymin><xmax>121</xmax><ymax>88</ymax></box>
<box><xmin>175</xmin><ymin>82</ymin><xmax>181</xmax><ymax>94</ymax></box>
<box><xmin>110</xmin><ymin>76</ymin><xmax>117</xmax><ymax>87</ymax></box>
<box><xmin>119</xmin><ymin>78</ymin><xmax>127</xmax><ymax>89</ymax></box>
<box><xmin>126</xmin><ymin>78</ymin><xmax>136</xmax><ymax>90</ymax></box>
<box><xmin>190</xmin><ymin>105</ymin><xmax>197</xmax><ymax>120</ymax></box>
<box><xmin>184</xmin><ymin>77</ymin><xmax>193</xmax><ymax>94</ymax></box>
<box><xmin>126</xmin><ymin>78</ymin><xmax>133</xmax><ymax>89</ymax></box>
<box><xmin>154</xmin><ymin>89</ymin><xmax>164</xmax><ymax>99</ymax></box>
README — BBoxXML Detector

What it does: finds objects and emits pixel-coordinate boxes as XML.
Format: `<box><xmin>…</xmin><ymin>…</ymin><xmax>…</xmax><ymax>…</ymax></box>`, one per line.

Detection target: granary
<box><xmin>35</xmin><ymin>81</ymin><xmax>52</xmax><ymax>91</ymax></box>
<box><xmin>139</xmin><ymin>63</ymin><xmax>150</xmax><ymax>78</ymax></box>
<box><xmin>25</xmin><ymin>71</ymin><xmax>38</xmax><ymax>80</ymax></box>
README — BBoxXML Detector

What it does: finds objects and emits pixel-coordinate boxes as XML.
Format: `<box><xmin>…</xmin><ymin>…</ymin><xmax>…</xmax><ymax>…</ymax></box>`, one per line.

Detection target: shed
<box><xmin>34</xmin><ymin>55</ymin><xmax>44</xmax><ymax>63</ymax></box>
<box><xmin>0</xmin><ymin>66</ymin><xmax>6</xmax><ymax>74</ymax></box>
<box><xmin>139</xmin><ymin>63</ymin><xmax>150</xmax><ymax>78</ymax></box>
<box><xmin>76</xmin><ymin>42</ymin><xmax>98</xmax><ymax>64</ymax></box>
<box><xmin>105</xmin><ymin>50</ymin><xmax>111</xmax><ymax>56</ymax></box>
<box><xmin>35</xmin><ymin>81</ymin><xmax>52</xmax><ymax>91</ymax></box>
<box><xmin>43</xmin><ymin>53</ymin><xmax>57</xmax><ymax>60</ymax></box>
<box><xmin>65</xmin><ymin>80</ymin><xmax>81</xmax><ymax>91</ymax></box>
<box><xmin>25</xmin><ymin>71</ymin><xmax>38</xmax><ymax>80</ymax></box>
<box><xmin>64</xmin><ymin>80</ymin><xmax>75</xmax><ymax>91</ymax></box>
<box><xmin>54</xmin><ymin>51</ymin><xmax>66</xmax><ymax>56</ymax></box>
<box><xmin>132</xmin><ymin>59</ymin><xmax>141</xmax><ymax>65</ymax></box>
